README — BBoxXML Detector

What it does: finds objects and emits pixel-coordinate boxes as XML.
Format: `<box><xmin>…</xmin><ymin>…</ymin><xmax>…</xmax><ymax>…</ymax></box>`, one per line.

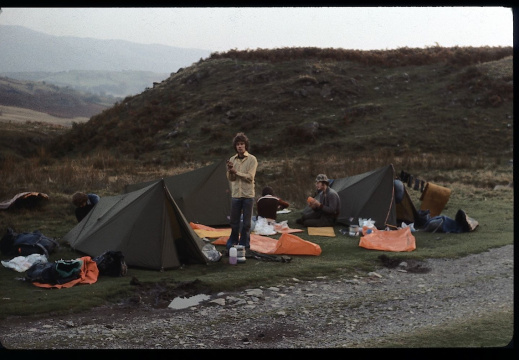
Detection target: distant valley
<box><xmin>0</xmin><ymin>25</ymin><xmax>212</xmax><ymax>98</ymax></box>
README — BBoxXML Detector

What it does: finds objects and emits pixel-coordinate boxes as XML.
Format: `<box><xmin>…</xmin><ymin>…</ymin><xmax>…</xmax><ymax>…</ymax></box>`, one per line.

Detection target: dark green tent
<box><xmin>64</xmin><ymin>180</ymin><xmax>208</xmax><ymax>270</ymax></box>
<box><xmin>331</xmin><ymin>164</ymin><xmax>418</xmax><ymax>229</ymax></box>
<box><xmin>125</xmin><ymin>159</ymin><xmax>231</xmax><ymax>226</ymax></box>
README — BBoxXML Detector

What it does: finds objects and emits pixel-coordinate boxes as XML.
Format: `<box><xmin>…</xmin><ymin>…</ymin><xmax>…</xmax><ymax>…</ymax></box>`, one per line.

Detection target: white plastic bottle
<box><xmin>229</xmin><ymin>247</ymin><xmax>237</xmax><ymax>265</ymax></box>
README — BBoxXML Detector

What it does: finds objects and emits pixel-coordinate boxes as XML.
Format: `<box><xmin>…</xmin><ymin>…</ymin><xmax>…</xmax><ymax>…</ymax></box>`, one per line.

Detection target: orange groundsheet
<box><xmin>190</xmin><ymin>223</ymin><xmax>321</xmax><ymax>256</ymax></box>
<box><xmin>32</xmin><ymin>256</ymin><xmax>99</xmax><ymax>289</ymax></box>
<box><xmin>359</xmin><ymin>227</ymin><xmax>416</xmax><ymax>252</ymax></box>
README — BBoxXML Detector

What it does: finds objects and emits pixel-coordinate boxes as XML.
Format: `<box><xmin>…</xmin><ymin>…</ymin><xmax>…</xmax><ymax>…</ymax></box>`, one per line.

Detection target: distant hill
<box><xmin>0</xmin><ymin>25</ymin><xmax>212</xmax><ymax>73</ymax></box>
<box><xmin>1</xmin><ymin>70</ymin><xmax>170</xmax><ymax>98</ymax></box>
<box><xmin>0</xmin><ymin>25</ymin><xmax>212</xmax><ymax>97</ymax></box>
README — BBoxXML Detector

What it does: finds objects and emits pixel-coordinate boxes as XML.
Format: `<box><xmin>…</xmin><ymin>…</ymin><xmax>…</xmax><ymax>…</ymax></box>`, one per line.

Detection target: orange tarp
<box><xmin>212</xmin><ymin>234</ymin><xmax>321</xmax><ymax>256</ymax></box>
<box><xmin>33</xmin><ymin>256</ymin><xmax>99</xmax><ymax>289</ymax></box>
<box><xmin>189</xmin><ymin>222</ymin><xmax>303</xmax><ymax>236</ymax></box>
<box><xmin>192</xmin><ymin>223</ymin><xmax>321</xmax><ymax>256</ymax></box>
<box><xmin>272</xmin><ymin>233</ymin><xmax>322</xmax><ymax>256</ymax></box>
<box><xmin>359</xmin><ymin>227</ymin><xmax>416</xmax><ymax>252</ymax></box>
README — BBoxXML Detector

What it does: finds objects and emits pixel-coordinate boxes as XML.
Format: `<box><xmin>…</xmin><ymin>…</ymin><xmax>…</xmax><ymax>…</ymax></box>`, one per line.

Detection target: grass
<box><xmin>370</xmin><ymin>310</ymin><xmax>514</xmax><ymax>348</ymax></box>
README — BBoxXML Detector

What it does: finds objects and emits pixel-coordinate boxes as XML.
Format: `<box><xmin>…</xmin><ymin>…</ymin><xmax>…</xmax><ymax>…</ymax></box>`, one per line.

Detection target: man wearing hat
<box><xmin>296</xmin><ymin>174</ymin><xmax>341</xmax><ymax>227</ymax></box>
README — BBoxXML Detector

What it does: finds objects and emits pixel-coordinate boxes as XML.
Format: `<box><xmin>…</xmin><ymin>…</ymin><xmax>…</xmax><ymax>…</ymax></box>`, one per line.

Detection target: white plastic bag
<box><xmin>273</xmin><ymin>220</ymin><xmax>289</xmax><ymax>232</ymax></box>
<box><xmin>1</xmin><ymin>253</ymin><xmax>47</xmax><ymax>272</ymax></box>
<box><xmin>401</xmin><ymin>222</ymin><xmax>416</xmax><ymax>232</ymax></box>
<box><xmin>253</xmin><ymin>216</ymin><xmax>276</xmax><ymax>235</ymax></box>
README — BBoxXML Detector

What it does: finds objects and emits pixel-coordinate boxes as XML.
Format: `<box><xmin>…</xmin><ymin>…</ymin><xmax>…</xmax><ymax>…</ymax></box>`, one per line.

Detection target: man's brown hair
<box><xmin>232</xmin><ymin>132</ymin><xmax>250</xmax><ymax>151</ymax></box>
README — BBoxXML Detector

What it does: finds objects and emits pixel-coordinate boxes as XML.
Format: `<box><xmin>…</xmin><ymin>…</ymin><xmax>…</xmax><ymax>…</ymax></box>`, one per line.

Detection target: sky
<box><xmin>0</xmin><ymin>7</ymin><xmax>514</xmax><ymax>52</ymax></box>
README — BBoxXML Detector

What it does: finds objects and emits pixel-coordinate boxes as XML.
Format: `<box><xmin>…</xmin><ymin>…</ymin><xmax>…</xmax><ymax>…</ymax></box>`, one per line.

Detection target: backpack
<box><xmin>1</xmin><ymin>228</ymin><xmax>59</xmax><ymax>258</ymax></box>
<box><xmin>93</xmin><ymin>251</ymin><xmax>128</xmax><ymax>277</ymax></box>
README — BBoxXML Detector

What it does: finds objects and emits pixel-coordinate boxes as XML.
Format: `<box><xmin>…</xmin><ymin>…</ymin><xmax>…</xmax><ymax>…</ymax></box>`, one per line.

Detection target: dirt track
<box><xmin>0</xmin><ymin>244</ymin><xmax>513</xmax><ymax>349</ymax></box>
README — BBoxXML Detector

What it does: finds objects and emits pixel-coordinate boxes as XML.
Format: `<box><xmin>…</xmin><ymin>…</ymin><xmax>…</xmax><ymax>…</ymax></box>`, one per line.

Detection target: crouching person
<box><xmin>296</xmin><ymin>174</ymin><xmax>340</xmax><ymax>227</ymax></box>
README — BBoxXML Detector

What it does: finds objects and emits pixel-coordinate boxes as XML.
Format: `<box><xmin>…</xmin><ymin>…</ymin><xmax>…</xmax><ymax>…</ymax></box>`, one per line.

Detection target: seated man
<box><xmin>256</xmin><ymin>186</ymin><xmax>290</xmax><ymax>223</ymax></box>
<box><xmin>72</xmin><ymin>192</ymin><xmax>100</xmax><ymax>222</ymax></box>
<box><xmin>296</xmin><ymin>174</ymin><xmax>340</xmax><ymax>227</ymax></box>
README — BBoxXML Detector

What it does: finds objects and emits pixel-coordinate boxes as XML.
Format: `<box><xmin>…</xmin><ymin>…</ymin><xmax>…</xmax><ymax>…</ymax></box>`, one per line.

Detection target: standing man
<box><xmin>296</xmin><ymin>174</ymin><xmax>341</xmax><ymax>227</ymax></box>
<box><xmin>226</xmin><ymin>132</ymin><xmax>258</xmax><ymax>254</ymax></box>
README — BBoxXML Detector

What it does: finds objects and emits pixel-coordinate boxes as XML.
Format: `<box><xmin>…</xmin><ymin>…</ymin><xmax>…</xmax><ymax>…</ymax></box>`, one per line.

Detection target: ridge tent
<box><xmin>125</xmin><ymin>159</ymin><xmax>231</xmax><ymax>226</ymax></box>
<box><xmin>330</xmin><ymin>164</ymin><xmax>419</xmax><ymax>229</ymax></box>
<box><xmin>64</xmin><ymin>180</ymin><xmax>207</xmax><ymax>271</ymax></box>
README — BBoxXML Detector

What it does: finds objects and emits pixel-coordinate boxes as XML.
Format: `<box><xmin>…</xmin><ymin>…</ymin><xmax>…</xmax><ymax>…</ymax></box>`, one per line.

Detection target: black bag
<box><xmin>93</xmin><ymin>251</ymin><xmax>128</xmax><ymax>277</ymax></box>
<box><xmin>26</xmin><ymin>259</ymin><xmax>82</xmax><ymax>285</ymax></box>
<box><xmin>1</xmin><ymin>228</ymin><xmax>59</xmax><ymax>258</ymax></box>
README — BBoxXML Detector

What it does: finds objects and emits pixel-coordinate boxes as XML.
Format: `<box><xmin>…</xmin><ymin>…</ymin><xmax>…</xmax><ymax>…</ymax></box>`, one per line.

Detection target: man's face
<box><xmin>315</xmin><ymin>181</ymin><xmax>324</xmax><ymax>191</ymax></box>
<box><xmin>236</xmin><ymin>141</ymin><xmax>246</xmax><ymax>155</ymax></box>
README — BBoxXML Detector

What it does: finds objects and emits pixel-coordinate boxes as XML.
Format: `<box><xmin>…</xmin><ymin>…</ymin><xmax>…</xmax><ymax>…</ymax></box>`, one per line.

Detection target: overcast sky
<box><xmin>0</xmin><ymin>7</ymin><xmax>513</xmax><ymax>52</ymax></box>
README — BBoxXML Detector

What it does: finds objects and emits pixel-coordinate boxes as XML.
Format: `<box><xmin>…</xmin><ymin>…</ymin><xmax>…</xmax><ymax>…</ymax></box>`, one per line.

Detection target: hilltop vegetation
<box><xmin>49</xmin><ymin>46</ymin><xmax>513</xmax><ymax>166</ymax></box>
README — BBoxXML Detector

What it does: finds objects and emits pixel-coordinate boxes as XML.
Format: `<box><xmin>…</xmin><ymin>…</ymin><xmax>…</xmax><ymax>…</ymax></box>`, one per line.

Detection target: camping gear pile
<box><xmin>324</xmin><ymin>164</ymin><xmax>478</xmax><ymax>252</ymax></box>
<box><xmin>0</xmin><ymin>227</ymin><xmax>128</xmax><ymax>288</ymax></box>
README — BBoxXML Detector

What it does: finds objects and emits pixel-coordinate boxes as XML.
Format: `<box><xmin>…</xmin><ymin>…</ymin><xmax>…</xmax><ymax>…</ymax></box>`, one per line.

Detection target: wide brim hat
<box><xmin>315</xmin><ymin>174</ymin><xmax>329</xmax><ymax>185</ymax></box>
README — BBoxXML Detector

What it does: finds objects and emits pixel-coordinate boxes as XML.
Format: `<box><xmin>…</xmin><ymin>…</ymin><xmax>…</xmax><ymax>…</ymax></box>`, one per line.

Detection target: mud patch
<box><xmin>378</xmin><ymin>254</ymin><xmax>431</xmax><ymax>273</ymax></box>
<box><xmin>124</xmin><ymin>278</ymin><xmax>213</xmax><ymax>308</ymax></box>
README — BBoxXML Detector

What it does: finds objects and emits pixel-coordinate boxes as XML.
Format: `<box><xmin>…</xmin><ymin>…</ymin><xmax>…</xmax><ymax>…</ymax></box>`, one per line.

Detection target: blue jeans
<box><xmin>226</xmin><ymin>197</ymin><xmax>253</xmax><ymax>250</ymax></box>
<box><xmin>422</xmin><ymin>216</ymin><xmax>464</xmax><ymax>233</ymax></box>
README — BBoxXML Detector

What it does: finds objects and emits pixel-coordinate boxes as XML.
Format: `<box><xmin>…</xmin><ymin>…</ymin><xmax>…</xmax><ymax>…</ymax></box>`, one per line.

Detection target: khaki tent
<box><xmin>125</xmin><ymin>160</ymin><xmax>231</xmax><ymax>226</ymax></box>
<box><xmin>331</xmin><ymin>164</ymin><xmax>419</xmax><ymax>229</ymax></box>
<box><xmin>64</xmin><ymin>180</ymin><xmax>207</xmax><ymax>270</ymax></box>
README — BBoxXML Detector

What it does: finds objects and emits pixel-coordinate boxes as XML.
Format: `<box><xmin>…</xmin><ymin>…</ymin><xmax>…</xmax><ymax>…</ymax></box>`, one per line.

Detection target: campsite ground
<box><xmin>0</xmin><ymin>243</ymin><xmax>513</xmax><ymax>350</ymax></box>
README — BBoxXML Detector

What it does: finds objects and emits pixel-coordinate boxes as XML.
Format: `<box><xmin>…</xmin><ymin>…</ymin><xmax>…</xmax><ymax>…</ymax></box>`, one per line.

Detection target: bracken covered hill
<box><xmin>50</xmin><ymin>46</ymin><xmax>513</xmax><ymax>165</ymax></box>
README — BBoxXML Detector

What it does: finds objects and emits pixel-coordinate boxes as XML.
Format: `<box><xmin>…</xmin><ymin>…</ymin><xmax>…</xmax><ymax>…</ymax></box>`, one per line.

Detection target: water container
<box><xmin>229</xmin><ymin>247</ymin><xmax>237</xmax><ymax>265</ymax></box>
<box><xmin>235</xmin><ymin>245</ymin><xmax>246</xmax><ymax>263</ymax></box>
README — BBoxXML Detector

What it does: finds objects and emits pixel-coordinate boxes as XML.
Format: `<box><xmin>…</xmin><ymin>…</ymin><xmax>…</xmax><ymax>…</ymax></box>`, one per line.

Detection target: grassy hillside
<box><xmin>0</xmin><ymin>46</ymin><xmax>513</xmax><ymax>209</ymax></box>
<box><xmin>50</xmin><ymin>46</ymin><xmax>513</xmax><ymax>166</ymax></box>
<box><xmin>0</xmin><ymin>76</ymin><xmax>117</xmax><ymax>118</ymax></box>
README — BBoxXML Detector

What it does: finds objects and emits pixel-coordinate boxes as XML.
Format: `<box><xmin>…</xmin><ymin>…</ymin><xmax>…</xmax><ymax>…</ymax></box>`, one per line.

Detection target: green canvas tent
<box><xmin>331</xmin><ymin>164</ymin><xmax>419</xmax><ymax>229</ymax></box>
<box><xmin>64</xmin><ymin>180</ymin><xmax>208</xmax><ymax>270</ymax></box>
<box><xmin>125</xmin><ymin>159</ymin><xmax>231</xmax><ymax>226</ymax></box>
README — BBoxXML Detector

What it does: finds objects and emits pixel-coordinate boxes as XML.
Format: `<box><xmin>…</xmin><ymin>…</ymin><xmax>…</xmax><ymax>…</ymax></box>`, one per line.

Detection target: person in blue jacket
<box><xmin>72</xmin><ymin>192</ymin><xmax>100</xmax><ymax>222</ymax></box>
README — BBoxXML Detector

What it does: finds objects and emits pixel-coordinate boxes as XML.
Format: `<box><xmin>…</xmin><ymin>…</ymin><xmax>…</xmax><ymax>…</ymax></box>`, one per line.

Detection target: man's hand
<box><xmin>227</xmin><ymin>161</ymin><xmax>237</xmax><ymax>174</ymax></box>
<box><xmin>307</xmin><ymin>197</ymin><xmax>320</xmax><ymax>209</ymax></box>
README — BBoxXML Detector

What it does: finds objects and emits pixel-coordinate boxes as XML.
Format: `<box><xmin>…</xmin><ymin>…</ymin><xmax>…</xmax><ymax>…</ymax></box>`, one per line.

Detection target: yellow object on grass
<box><xmin>307</xmin><ymin>227</ymin><xmax>336</xmax><ymax>237</ymax></box>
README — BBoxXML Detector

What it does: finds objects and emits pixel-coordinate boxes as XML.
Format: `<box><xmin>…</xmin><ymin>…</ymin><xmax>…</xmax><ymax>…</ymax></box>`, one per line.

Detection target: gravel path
<box><xmin>0</xmin><ymin>244</ymin><xmax>513</xmax><ymax>349</ymax></box>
